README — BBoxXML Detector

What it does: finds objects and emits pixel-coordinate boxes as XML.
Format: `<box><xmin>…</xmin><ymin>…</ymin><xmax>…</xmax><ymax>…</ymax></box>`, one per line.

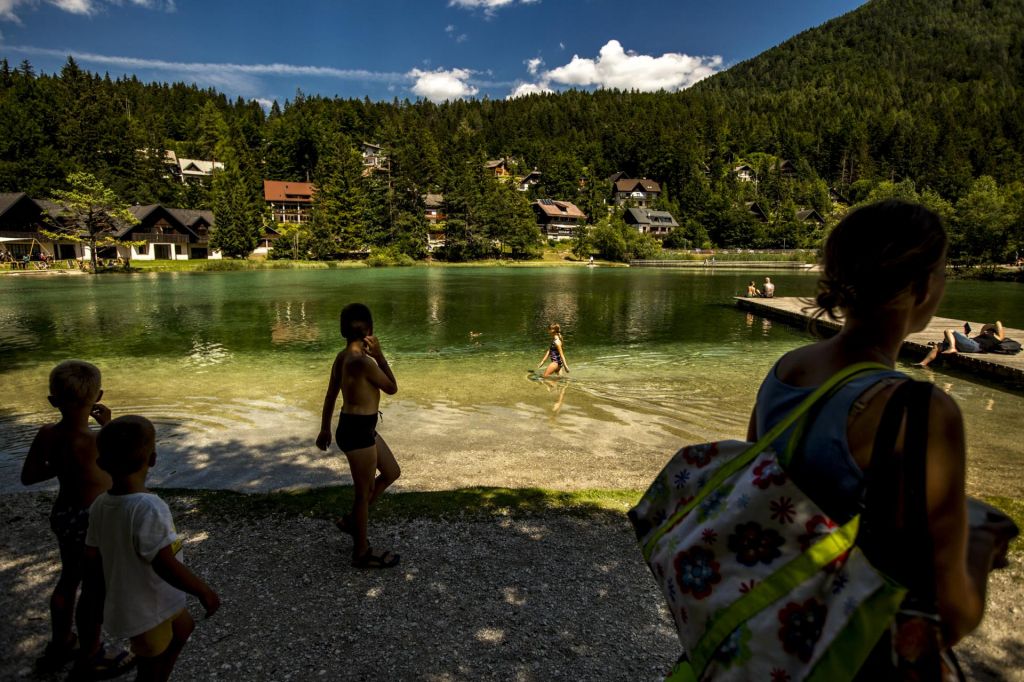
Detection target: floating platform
<box><xmin>735</xmin><ymin>297</ymin><xmax>1024</xmax><ymax>384</ymax></box>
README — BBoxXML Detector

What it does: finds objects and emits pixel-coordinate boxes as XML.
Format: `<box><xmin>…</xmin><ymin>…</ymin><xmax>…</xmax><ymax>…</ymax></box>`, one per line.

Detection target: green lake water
<box><xmin>1</xmin><ymin>267</ymin><xmax>1022</xmax><ymax>496</ymax></box>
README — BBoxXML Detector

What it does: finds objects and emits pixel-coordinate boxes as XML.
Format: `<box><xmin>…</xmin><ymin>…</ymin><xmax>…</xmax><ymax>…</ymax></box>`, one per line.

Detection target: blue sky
<box><xmin>0</xmin><ymin>0</ymin><xmax>867</xmax><ymax>105</ymax></box>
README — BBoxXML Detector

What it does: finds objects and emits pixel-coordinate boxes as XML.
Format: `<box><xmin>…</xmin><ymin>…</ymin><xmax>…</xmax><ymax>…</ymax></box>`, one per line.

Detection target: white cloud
<box><xmin>558</xmin><ymin>41</ymin><xmax>565</xmax><ymax>50</ymax></box>
<box><xmin>525</xmin><ymin>57</ymin><xmax>543</xmax><ymax>75</ymax></box>
<box><xmin>448</xmin><ymin>0</ymin><xmax>538</xmax><ymax>17</ymax></box>
<box><xmin>6</xmin><ymin>45</ymin><xmax>407</xmax><ymax>81</ymax></box>
<box><xmin>445</xmin><ymin>24</ymin><xmax>468</xmax><ymax>42</ymax></box>
<box><xmin>0</xmin><ymin>0</ymin><xmax>29</xmax><ymax>21</ymax></box>
<box><xmin>408</xmin><ymin>67</ymin><xmax>478</xmax><ymax>103</ymax></box>
<box><xmin>1</xmin><ymin>0</ymin><xmax>174</xmax><ymax>22</ymax></box>
<box><xmin>3</xmin><ymin>44</ymin><xmax>410</xmax><ymax>95</ymax></box>
<box><xmin>253</xmin><ymin>97</ymin><xmax>273</xmax><ymax>110</ymax></box>
<box><xmin>507</xmin><ymin>81</ymin><xmax>552</xmax><ymax>99</ymax></box>
<box><xmin>543</xmin><ymin>39</ymin><xmax>721</xmax><ymax>92</ymax></box>
<box><xmin>51</xmin><ymin>0</ymin><xmax>93</xmax><ymax>14</ymax></box>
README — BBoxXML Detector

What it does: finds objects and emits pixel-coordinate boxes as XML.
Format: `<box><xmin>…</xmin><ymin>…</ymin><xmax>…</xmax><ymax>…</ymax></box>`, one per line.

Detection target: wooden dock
<box><xmin>735</xmin><ymin>297</ymin><xmax>1024</xmax><ymax>384</ymax></box>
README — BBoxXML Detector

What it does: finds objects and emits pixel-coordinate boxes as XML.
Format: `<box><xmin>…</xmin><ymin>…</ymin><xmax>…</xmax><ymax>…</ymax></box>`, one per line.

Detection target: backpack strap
<box><xmin>779</xmin><ymin>364</ymin><xmax>895</xmax><ymax>469</ymax></box>
<box><xmin>859</xmin><ymin>380</ymin><xmax>936</xmax><ymax>601</ymax></box>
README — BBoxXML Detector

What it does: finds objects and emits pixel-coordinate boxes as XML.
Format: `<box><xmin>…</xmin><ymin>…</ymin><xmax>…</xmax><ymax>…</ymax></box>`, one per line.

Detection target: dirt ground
<box><xmin>2</xmin><ymin>492</ymin><xmax>1021</xmax><ymax>681</ymax></box>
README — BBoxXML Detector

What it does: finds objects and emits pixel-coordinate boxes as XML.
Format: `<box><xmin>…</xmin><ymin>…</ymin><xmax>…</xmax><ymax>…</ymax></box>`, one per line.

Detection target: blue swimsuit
<box><xmin>549</xmin><ymin>339</ymin><xmax>563</xmax><ymax>367</ymax></box>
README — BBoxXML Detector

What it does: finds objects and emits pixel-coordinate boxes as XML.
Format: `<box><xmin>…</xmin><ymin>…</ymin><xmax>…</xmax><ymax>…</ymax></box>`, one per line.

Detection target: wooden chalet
<box><xmin>532</xmin><ymin>199</ymin><xmax>587</xmax><ymax>240</ymax></box>
<box><xmin>733</xmin><ymin>164</ymin><xmax>756</xmax><ymax>182</ymax></box>
<box><xmin>777</xmin><ymin>159</ymin><xmax>798</xmax><ymax>179</ymax></box>
<box><xmin>361</xmin><ymin>142</ymin><xmax>390</xmax><ymax>175</ymax></box>
<box><xmin>121</xmin><ymin>205</ymin><xmax>219</xmax><ymax>260</ymax></box>
<box><xmin>423</xmin><ymin>193</ymin><xmax>446</xmax><ymax>251</ymax></box>
<box><xmin>746</xmin><ymin>201</ymin><xmax>770</xmax><ymax>223</ymax></box>
<box><xmin>264</xmin><ymin>180</ymin><xmax>315</xmax><ymax>225</ymax></box>
<box><xmin>485</xmin><ymin>158</ymin><xmax>514</xmax><ymax>178</ymax></box>
<box><xmin>178</xmin><ymin>158</ymin><xmax>223</xmax><ymax>184</ymax></box>
<box><xmin>795</xmin><ymin>209</ymin><xmax>825</xmax><ymax>225</ymax></box>
<box><xmin>828</xmin><ymin>187</ymin><xmax>850</xmax><ymax>206</ymax></box>
<box><xmin>623</xmin><ymin>208</ymin><xmax>679</xmax><ymax>240</ymax></box>
<box><xmin>0</xmin><ymin>193</ymin><xmax>83</xmax><ymax>260</ymax></box>
<box><xmin>612</xmin><ymin>178</ymin><xmax>661</xmax><ymax>207</ymax></box>
<box><xmin>516</xmin><ymin>169</ymin><xmax>542</xmax><ymax>192</ymax></box>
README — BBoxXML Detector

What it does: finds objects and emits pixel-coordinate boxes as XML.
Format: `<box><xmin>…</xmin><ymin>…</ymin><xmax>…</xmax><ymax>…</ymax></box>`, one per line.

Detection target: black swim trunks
<box><xmin>50</xmin><ymin>503</ymin><xmax>91</xmax><ymax>556</ymax></box>
<box><xmin>336</xmin><ymin>412</ymin><xmax>378</xmax><ymax>453</ymax></box>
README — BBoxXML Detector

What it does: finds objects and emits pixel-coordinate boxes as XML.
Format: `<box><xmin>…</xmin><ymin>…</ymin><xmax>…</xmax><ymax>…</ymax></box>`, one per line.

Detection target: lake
<box><xmin>1</xmin><ymin>267</ymin><xmax>1022</xmax><ymax>496</ymax></box>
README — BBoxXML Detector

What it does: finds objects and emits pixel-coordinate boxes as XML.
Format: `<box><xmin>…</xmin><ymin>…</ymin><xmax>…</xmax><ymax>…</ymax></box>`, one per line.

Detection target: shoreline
<box><xmin>3</xmin><ymin>258</ymin><xmax>1019</xmax><ymax>278</ymax></box>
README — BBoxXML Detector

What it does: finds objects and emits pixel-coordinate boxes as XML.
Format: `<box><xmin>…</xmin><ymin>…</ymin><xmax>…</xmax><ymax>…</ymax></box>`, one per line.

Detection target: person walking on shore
<box><xmin>316</xmin><ymin>303</ymin><xmax>402</xmax><ymax>569</ymax></box>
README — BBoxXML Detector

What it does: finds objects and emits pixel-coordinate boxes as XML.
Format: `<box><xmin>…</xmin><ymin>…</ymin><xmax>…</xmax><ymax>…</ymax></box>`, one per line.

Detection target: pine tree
<box><xmin>209</xmin><ymin>129</ymin><xmax>264</xmax><ymax>258</ymax></box>
<box><xmin>308</xmin><ymin>134</ymin><xmax>368</xmax><ymax>258</ymax></box>
<box><xmin>47</xmin><ymin>172</ymin><xmax>138</xmax><ymax>273</ymax></box>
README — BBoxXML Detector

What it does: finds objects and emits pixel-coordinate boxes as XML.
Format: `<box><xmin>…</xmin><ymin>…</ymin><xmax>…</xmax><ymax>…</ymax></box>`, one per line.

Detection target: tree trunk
<box><xmin>90</xmin><ymin>237</ymin><xmax>98</xmax><ymax>274</ymax></box>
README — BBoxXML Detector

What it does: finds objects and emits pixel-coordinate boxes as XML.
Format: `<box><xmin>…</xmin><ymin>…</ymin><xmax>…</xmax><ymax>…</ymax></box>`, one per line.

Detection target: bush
<box><xmin>365</xmin><ymin>247</ymin><xmax>416</xmax><ymax>267</ymax></box>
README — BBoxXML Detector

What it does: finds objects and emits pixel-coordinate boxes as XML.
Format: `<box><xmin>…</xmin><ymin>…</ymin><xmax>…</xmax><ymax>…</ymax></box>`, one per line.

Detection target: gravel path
<box><xmin>2</xmin><ymin>492</ymin><xmax>1021</xmax><ymax>681</ymax></box>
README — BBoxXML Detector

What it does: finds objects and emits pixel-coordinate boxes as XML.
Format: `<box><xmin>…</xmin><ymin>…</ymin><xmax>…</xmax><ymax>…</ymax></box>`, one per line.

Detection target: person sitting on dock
<box><xmin>915</xmin><ymin>321</ymin><xmax>1005</xmax><ymax>367</ymax></box>
<box><xmin>761</xmin><ymin>276</ymin><xmax>775</xmax><ymax>298</ymax></box>
<box><xmin>746</xmin><ymin>280</ymin><xmax>761</xmax><ymax>297</ymax></box>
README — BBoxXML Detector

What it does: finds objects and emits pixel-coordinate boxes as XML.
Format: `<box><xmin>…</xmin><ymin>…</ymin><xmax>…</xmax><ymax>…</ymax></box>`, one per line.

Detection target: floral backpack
<box><xmin>629</xmin><ymin>363</ymin><xmax>947</xmax><ymax>682</ymax></box>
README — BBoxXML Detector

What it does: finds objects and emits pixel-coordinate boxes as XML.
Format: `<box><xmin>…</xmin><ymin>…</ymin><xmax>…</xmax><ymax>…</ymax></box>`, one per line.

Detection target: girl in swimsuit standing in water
<box><xmin>537</xmin><ymin>323</ymin><xmax>570</xmax><ymax>378</ymax></box>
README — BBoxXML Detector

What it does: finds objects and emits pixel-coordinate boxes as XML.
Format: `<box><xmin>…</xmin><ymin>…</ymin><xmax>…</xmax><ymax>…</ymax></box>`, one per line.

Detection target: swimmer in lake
<box><xmin>537</xmin><ymin>323</ymin><xmax>570</xmax><ymax>378</ymax></box>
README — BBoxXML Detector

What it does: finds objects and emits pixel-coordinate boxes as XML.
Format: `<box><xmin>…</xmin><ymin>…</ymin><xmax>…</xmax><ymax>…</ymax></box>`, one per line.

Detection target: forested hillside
<box><xmin>1</xmin><ymin>0</ymin><xmax>1022</xmax><ymax>260</ymax></box>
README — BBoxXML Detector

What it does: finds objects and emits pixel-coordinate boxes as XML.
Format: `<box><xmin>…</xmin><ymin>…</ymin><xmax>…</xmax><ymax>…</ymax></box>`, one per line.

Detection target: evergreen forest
<box><xmin>1</xmin><ymin>0</ymin><xmax>1023</xmax><ymax>262</ymax></box>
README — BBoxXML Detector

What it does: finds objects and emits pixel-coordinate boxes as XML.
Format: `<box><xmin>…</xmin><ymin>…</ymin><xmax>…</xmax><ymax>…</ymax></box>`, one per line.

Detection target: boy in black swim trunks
<box><xmin>316</xmin><ymin>303</ymin><xmax>402</xmax><ymax>568</ymax></box>
<box><xmin>21</xmin><ymin>360</ymin><xmax>134</xmax><ymax>677</ymax></box>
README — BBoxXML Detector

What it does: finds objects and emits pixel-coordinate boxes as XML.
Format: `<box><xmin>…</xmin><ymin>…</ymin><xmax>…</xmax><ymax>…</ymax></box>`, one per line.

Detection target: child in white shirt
<box><xmin>85</xmin><ymin>416</ymin><xmax>219</xmax><ymax>682</ymax></box>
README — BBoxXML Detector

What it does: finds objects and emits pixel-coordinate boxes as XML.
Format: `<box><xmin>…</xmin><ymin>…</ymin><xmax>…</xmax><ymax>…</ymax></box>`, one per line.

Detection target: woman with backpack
<box><xmin>746</xmin><ymin>200</ymin><xmax>1010</xmax><ymax>673</ymax></box>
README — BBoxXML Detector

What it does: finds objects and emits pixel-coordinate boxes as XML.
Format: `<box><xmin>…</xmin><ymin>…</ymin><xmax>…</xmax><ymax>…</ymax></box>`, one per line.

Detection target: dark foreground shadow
<box><xmin>3</xmin><ymin>489</ymin><xmax>1020</xmax><ymax>681</ymax></box>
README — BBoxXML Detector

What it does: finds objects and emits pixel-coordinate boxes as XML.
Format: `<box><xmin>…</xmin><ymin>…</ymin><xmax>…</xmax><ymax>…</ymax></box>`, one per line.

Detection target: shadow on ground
<box><xmin>3</xmin><ymin>490</ymin><xmax>1021</xmax><ymax>681</ymax></box>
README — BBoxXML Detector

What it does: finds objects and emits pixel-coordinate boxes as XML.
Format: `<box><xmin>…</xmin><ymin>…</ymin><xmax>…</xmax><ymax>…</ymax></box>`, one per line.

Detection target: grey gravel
<box><xmin>2</xmin><ymin>492</ymin><xmax>1021</xmax><ymax>681</ymax></box>
<box><xmin>2</xmin><ymin>492</ymin><xmax>677</xmax><ymax>681</ymax></box>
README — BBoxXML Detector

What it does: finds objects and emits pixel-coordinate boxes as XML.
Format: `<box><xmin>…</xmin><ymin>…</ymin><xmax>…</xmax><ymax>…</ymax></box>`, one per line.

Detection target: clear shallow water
<box><xmin>1</xmin><ymin>268</ymin><xmax>1022</xmax><ymax>495</ymax></box>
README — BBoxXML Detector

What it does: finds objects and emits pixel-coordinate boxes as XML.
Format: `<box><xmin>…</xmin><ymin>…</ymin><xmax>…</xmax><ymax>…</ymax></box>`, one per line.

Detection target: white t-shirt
<box><xmin>86</xmin><ymin>492</ymin><xmax>187</xmax><ymax>638</ymax></box>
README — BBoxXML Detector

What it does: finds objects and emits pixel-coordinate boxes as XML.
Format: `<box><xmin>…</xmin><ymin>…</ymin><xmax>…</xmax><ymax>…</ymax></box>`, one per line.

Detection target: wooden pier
<box><xmin>735</xmin><ymin>297</ymin><xmax>1024</xmax><ymax>384</ymax></box>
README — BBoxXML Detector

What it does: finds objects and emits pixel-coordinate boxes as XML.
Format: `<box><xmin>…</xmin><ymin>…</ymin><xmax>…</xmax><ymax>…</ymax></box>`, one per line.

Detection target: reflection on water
<box><xmin>1</xmin><ymin>268</ymin><xmax>1022</xmax><ymax>495</ymax></box>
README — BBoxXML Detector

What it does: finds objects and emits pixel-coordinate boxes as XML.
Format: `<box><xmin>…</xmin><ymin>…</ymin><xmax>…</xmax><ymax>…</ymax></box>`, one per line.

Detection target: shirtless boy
<box><xmin>21</xmin><ymin>360</ymin><xmax>133</xmax><ymax>677</ymax></box>
<box><xmin>316</xmin><ymin>303</ymin><xmax>402</xmax><ymax>569</ymax></box>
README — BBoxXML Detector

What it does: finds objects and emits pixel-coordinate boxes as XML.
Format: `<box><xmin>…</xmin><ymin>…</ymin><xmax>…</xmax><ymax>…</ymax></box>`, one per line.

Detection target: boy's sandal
<box><xmin>70</xmin><ymin>644</ymin><xmax>136</xmax><ymax>681</ymax></box>
<box><xmin>334</xmin><ymin>515</ymin><xmax>354</xmax><ymax>536</ymax></box>
<box><xmin>352</xmin><ymin>546</ymin><xmax>400</xmax><ymax>569</ymax></box>
<box><xmin>36</xmin><ymin>634</ymin><xmax>78</xmax><ymax>671</ymax></box>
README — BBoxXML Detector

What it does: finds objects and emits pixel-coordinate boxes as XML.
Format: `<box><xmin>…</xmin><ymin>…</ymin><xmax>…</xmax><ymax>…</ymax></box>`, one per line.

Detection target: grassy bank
<box><xmin>158</xmin><ymin>485</ymin><xmax>641</xmax><ymax>523</ymax></box>
<box><xmin>127</xmin><ymin>259</ymin><xmax>367</xmax><ymax>272</ymax></box>
<box><xmin>109</xmin><ymin>251</ymin><xmax>622</xmax><ymax>273</ymax></box>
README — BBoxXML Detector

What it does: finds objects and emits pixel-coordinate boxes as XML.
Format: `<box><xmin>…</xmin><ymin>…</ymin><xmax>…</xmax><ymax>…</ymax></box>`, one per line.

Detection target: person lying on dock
<box><xmin>915</xmin><ymin>321</ymin><xmax>1006</xmax><ymax>367</ymax></box>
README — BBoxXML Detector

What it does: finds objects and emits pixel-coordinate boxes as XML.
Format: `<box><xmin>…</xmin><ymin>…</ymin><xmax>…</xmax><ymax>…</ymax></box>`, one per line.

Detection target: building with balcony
<box><xmin>532</xmin><ymin>199</ymin><xmax>587</xmax><ymax>240</ymax></box>
<box><xmin>611</xmin><ymin>178</ymin><xmax>661</xmax><ymax>207</ymax></box>
<box><xmin>264</xmin><ymin>180</ymin><xmax>315</xmax><ymax>224</ymax></box>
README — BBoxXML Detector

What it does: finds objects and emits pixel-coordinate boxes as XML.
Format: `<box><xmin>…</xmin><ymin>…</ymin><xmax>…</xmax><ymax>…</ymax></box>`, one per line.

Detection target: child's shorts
<box><xmin>130</xmin><ymin>609</ymin><xmax>186</xmax><ymax>658</ymax></box>
<box><xmin>49</xmin><ymin>503</ymin><xmax>90</xmax><ymax>558</ymax></box>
